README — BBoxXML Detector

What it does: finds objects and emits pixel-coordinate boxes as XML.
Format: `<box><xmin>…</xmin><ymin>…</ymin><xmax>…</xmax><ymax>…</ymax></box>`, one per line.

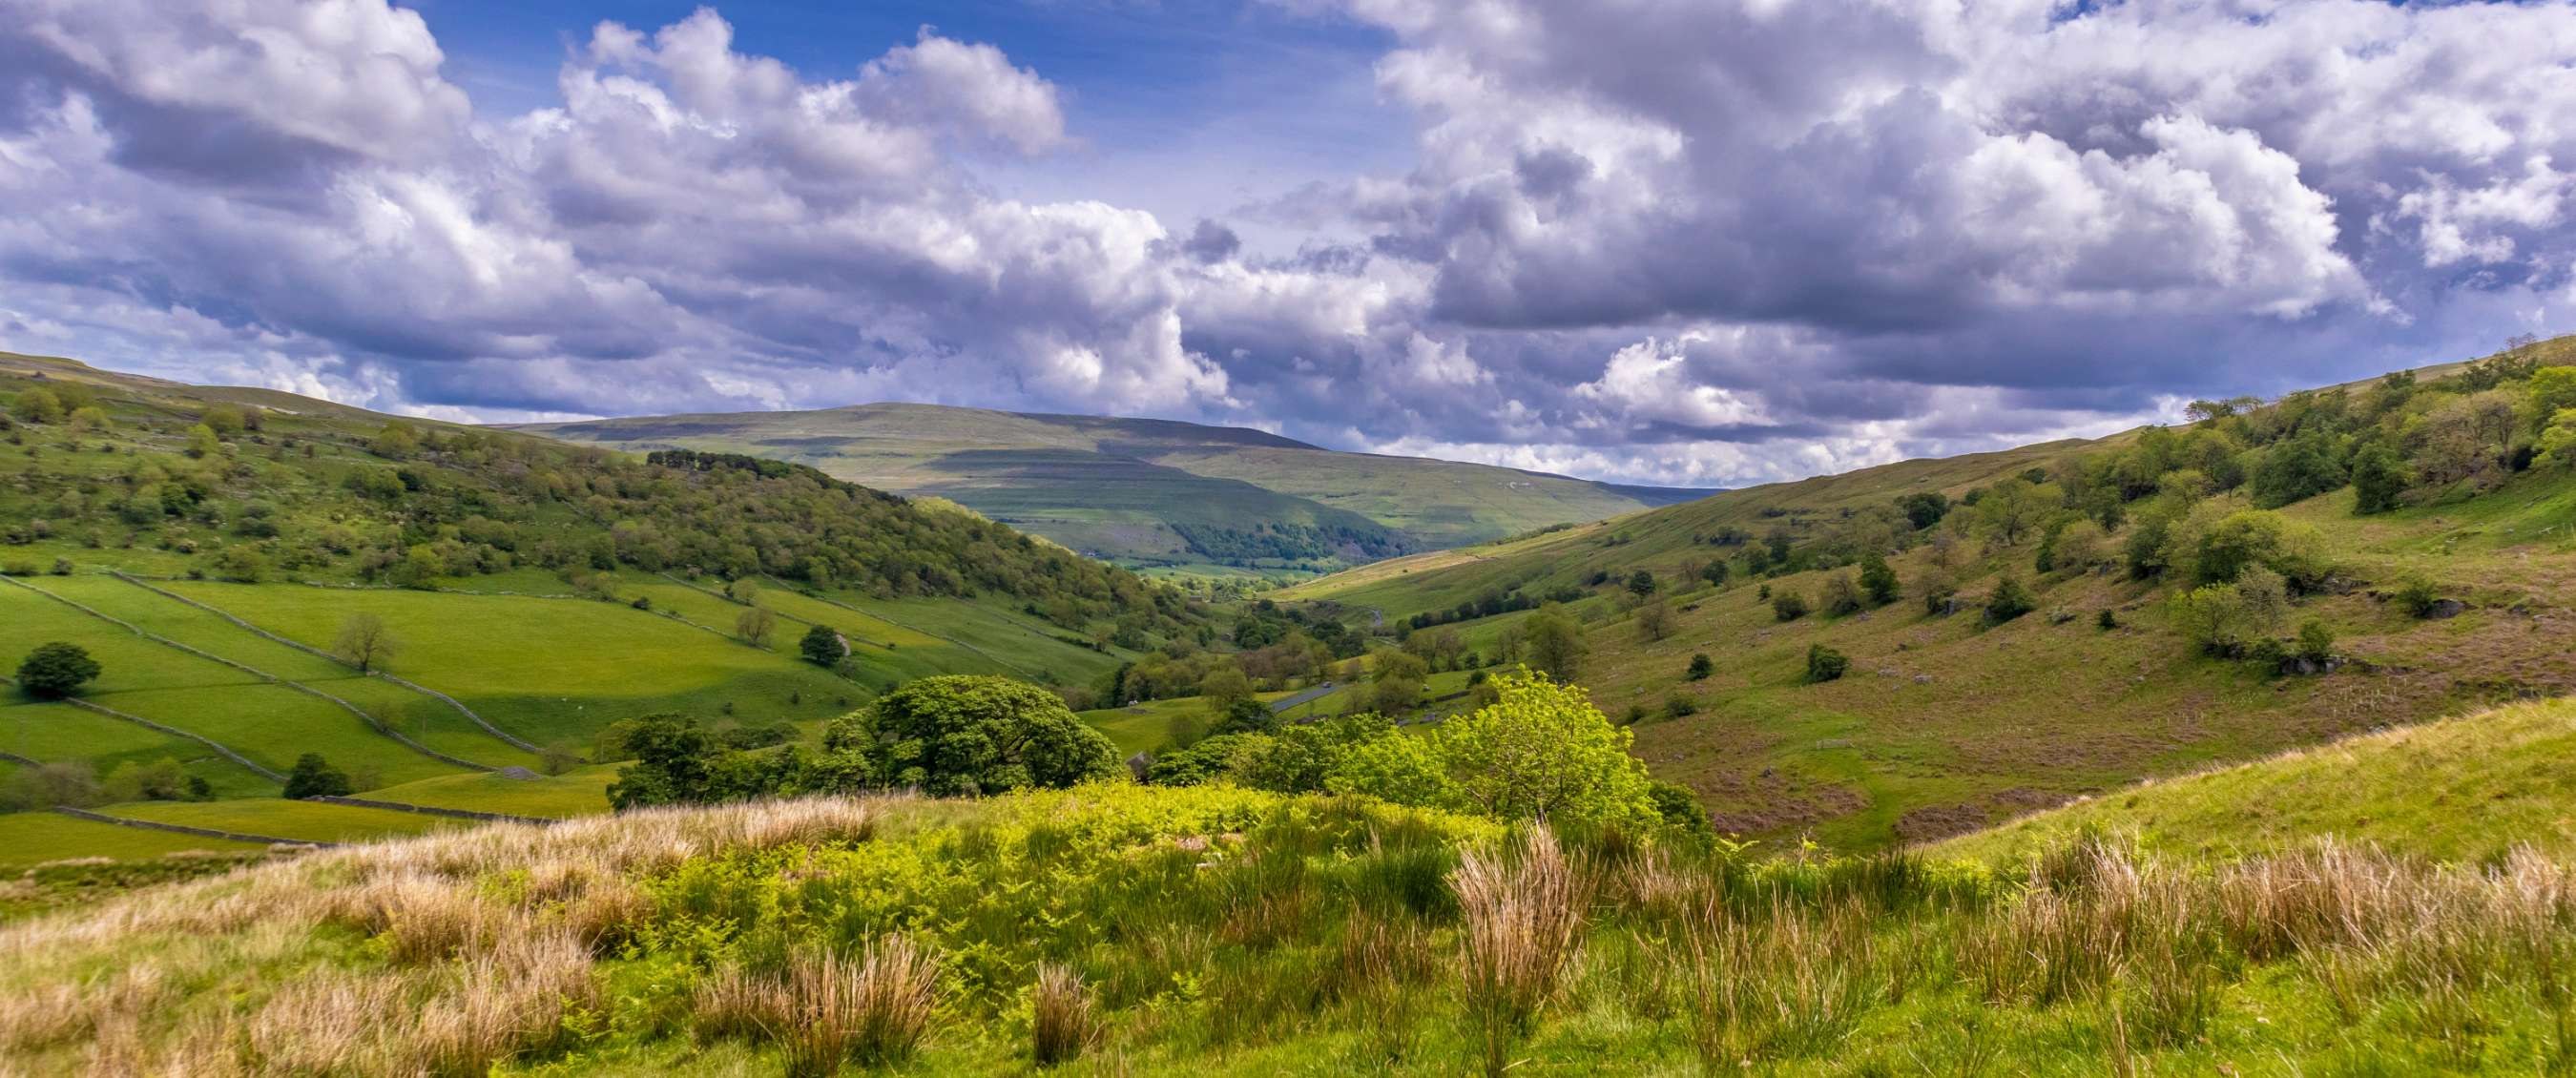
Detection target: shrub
<box><xmin>210</xmin><ymin>545</ymin><xmax>266</xmax><ymax>583</ymax></box>
<box><xmin>2294</xmin><ymin>618</ymin><xmax>2337</xmax><ymax>664</ymax></box>
<box><xmin>1983</xmin><ymin>575</ymin><xmax>2036</xmax><ymax>624</ymax></box>
<box><xmin>1634</xmin><ymin>597</ymin><xmax>1673</xmax><ymax>640</ymax></box>
<box><xmin>2350</xmin><ymin>443</ymin><xmax>2410</xmax><ymax>513</ymax></box>
<box><xmin>1433</xmin><ymin>672</ymin><xmax>1659</xmax><ymax>830</ymax></box>
<box><xmin>14</xmin><ymin>642</ymin><xmax>100</xmax><ymax>698</ymax></box>
<box><xmin>867</xmin><ymin>675</ymin><xmax>1123</xmax><ymax>797</ymax></box>
<box><xmin>0</xmin><ymin>760</ymin><xmax>101</xmax><ymax>809</ymax></box>
<box><xmin>1820</xmin><ymin>572</ymin><xmax>1863</xmax><ymax>616</ymax></box>
<box><xmin>2169</xmin><ymin>568</ymin><xmax>2291</xmax><ymax>657</ymax></box>
<box><xmin>799</xmin><ymin>624</ymin><xmax>846</xmax><ymax>666</ymax></box>
<box><xmin>1686</xmin><ymin>653</ymin><xmax>1713</xmax><ymax>681</ymax></box>
<box><xmin>2170</xmin><ymin>508</ymin><xmax>2331</xmax><ymax>589</ymax></box>
<box><xmin>1804</xmin><ymin>645</ymin><xmax>1848</xmax><ymax>683</ymax></box>
<box><xmin>1647</xmin><ymin>780</ymin><xmax>1713</xmax><ymax>837</ymax></box>
<box><xmin>2392</xmin><ymin>574</ymin><xmax>2445</xmax><ymax>618</ymax></box>
<box><xmin>282</xmin><ymin>753</ymin><xmax>354</xmax><ymax>799</ymax></box>
<box><xmin>2097</xmin><ymin>609</ymin><xmax>2118</xmax><ymax>631</ymax></box>
<box><xmin>1858</xmin><ymin>552</ymin><xmax>1901</xmax><ymax>605</ymax></box>
<box><xmin>1145</xmin><ymin>733</ymin><xmax>1269</xmax><ymax>787</ymax></box>
<box><xmin>1772</xmin><ymin>591</ymin><xmax>1808</xmax><ymax>621</ymax></box>
<box><xmin>1663</xmin><ymin>694</ymin><xmax>1697</xmax><ymax>719</ymax></box>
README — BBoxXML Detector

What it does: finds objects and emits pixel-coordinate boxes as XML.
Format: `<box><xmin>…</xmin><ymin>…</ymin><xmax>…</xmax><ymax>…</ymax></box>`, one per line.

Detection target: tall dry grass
<box><xmin>1452</xmin><ymin>828</ymin><xmax>1590</xmax><ymax>1077</ymax></box>
<box><xmin>1030</xmin><ymin>962</ymin><xmax>1101</xmax><ymax>1068</ymax></box>
<box><xmin>0</xmin><ymin>797</ymin><xmax>894</xmax><ymax>1076</ymax></box>
<box><xmin>22</xmin><ymin>788</ymin><xmax>2576</xmax><ymax>1074</ymax></box>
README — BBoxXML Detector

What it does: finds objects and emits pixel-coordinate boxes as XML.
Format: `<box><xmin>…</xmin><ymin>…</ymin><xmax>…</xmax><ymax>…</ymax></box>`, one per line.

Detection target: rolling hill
<box><xmin>511</xmin><ymin>403</ymin><xmax>1708</xmax><ymax>578</ymax></box>
<box><xmin>0</xmin><ymin>351</ymin><xmax>1189</xmax><ymax>848</ymax></box>
<box><xmin>1283</xmin><ymin>341</ymin><xmax>2576</xmax><ymax>850</ymax></box>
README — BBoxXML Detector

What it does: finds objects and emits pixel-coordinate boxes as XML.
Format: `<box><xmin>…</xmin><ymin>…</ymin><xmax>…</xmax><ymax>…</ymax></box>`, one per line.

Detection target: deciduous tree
<box><xmin>333</xmin><ymin>613</ymin><xmax>401</xmax><ymax>673</ymax></box>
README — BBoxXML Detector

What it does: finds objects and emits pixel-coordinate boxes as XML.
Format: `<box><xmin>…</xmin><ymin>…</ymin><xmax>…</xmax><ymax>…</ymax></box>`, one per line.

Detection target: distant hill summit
<box><xmin>512</xmin><ymin>402</ymin><xmax>1710</xmax><ymax>577</ymax></box>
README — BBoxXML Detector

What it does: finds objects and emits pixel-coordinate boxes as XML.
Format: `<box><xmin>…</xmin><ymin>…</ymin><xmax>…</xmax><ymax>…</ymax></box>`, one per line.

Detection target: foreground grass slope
<box><xmin>518</xmin><ymin>402</ymin><xmax>1704</xmax><ymax>576</ymax></box>
<box><xmin>1939</xmin><ymin>695</ymin><xmax>2576</xmax><ymax>865</ymax></box>
<box><xmin>11</xmin><ymin>786</ymin><xmax>2576</xmax><ymax>1075</ymax></box>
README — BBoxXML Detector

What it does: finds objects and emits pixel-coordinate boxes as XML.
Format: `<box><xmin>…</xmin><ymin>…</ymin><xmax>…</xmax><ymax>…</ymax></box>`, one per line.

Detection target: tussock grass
<box><xmin>1453</xmin><ymin>828</ymin><xmax>1589</xmax><ymax>1076</ymax></box>
<box><xmin>17</xmin><ymin>785</ymin><xmax>2576</xmax><ymax>1073</ymax></box>
<box><xmin>1029</xmin><ymin>962</ymin><xmax>1099</xmax><ymax>1068</ymax></box>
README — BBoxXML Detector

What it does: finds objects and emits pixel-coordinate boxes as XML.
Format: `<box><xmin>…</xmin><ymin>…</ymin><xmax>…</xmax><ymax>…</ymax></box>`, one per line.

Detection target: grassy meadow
<box><xmin>12</xmin><ymin>785</ymin><xmax>2576</xmax><ymax>1074</ymax></box>
<box><xmin>364</xmin><ymin>765</ymin><xmax>625</xmax><ymax>820</ymax></box>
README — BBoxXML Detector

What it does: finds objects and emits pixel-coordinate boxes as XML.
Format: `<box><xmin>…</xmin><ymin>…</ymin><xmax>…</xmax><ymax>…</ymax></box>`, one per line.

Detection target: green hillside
<box><xmin>1284</xmin><ymin>341</ymin><xmax>2576</xmax><ymax>851</ymax></box>
<box><xmin>514</xmin><ymin>402</ymin><xmax>1705</xmax><ymax>577</ymax></box>
<box><xmin>1936</xmin><ymin>695</ymin><xmax>2576</xmax><ymax>864</ymax></box>
<box><xmin>0</xmin><ymin>352</ymin><xmax>1191</xmax><ymax>837</ymax></box>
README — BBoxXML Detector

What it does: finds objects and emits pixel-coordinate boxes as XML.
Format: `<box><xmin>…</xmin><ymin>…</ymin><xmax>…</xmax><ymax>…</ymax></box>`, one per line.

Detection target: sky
<box><xmin>5</xmin><ymin>1</ymin><xmax>2576</xmax><ymax>487</ymax></box>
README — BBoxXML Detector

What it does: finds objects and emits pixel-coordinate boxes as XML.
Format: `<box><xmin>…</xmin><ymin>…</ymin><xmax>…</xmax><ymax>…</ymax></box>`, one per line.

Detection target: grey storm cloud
<box><xmin>4</xmin><ymin>0</ymin><xmax>2576</xmax><ymax>485</ymax></box>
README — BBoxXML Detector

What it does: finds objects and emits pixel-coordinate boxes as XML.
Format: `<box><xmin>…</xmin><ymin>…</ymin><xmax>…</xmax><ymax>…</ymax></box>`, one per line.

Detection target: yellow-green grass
<box><xmin>6</xmin><ymin>589</ymin><xmax>475</xmax><ymax>789</ymax></box>
<box><xmin>1079</xmin><ymin>696</ymin><xmax>1220</xmax><ymax>756</ymax></box>
<box><xmin>1275</xmin><ymin>521</ymin><xmax>1608</xmax><ymax>602</ymax></box>
<box><xmin>0</xmin><ymin>702</ymin><xmax>274</xmax><ymax>798</ymax></box>
<box><xmin>40</xmin><ymin>575</ymin><xmax>544</xmax><ymax>770</ymax></box>
<box><xmin>0</xmin><ymin>812</ymin><xmax>266</xmax><ymax>867</ymax></box>
<box><xmin>364</xmin><ymin>764</ymin><xmax>621</xmax><ymax>819</ymax></box>
<box><xmin>157</xmin><ymin>581</ymin><xmax>859</xmax><ymax>749</ymax></box>
<box><xmin>657</xmin><ymin>580</ymin><xmax>1040</xmax><ymax>689</ymax></box>
<box><xmin>796</xmin><ymin>589</ymin><xmax>1136</xmax><ymax>682</ymax></box>
<box><xmin>105</xmin><ymin>798</ymin><xmax>463</xmax><ymax>844</ymax></box>
<box><xmin>1935</xmin><ymin>696</ymin><xmax>2576</xmax><ymax>865</ymax></box>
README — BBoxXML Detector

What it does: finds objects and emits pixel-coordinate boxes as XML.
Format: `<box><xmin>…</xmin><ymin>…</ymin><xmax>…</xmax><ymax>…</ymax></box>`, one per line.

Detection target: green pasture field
<box><xmin>156</xmin><ymin>581</ymin><xmax>858</xmax><ymax>750</ymax></box>
<box><xmin>37</xmin><ymin>575</ymin><xmax>544</xmax><ymax>769</ymax></box>
<box><xmin>364</xmin><ymin>765</ymin><xmax>622</xmax><ymax>819</ymax></box>
<box><xmin>0</xmin><ymin>812</ymin><xmax>266</xmax><ymax>867</ymax></box>
<box><xmin>106</xmin><ymin>798</ymin><xmax>464</xmax><ymax>844</ymax></box>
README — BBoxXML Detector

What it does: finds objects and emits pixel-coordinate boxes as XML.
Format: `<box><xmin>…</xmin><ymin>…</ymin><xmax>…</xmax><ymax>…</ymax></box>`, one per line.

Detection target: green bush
<box><xmin>866</xmin><ymin>675</ymin><xmax>1122</xmax><ymax>797</ymax></box>
<box><xmin>1804</xmin><ymin>644</ymin><xmax>1849</xmax><ymax>683</ymax></box>
<box><xmin>2295</xmin><ymin>618</ymin><xmax>2337</xmax><ymax>664</ymax></box>
<box><xmin>282</xmin><ymin>753</ymin><xmax>354</xmax><ymax>799</ymax></box>
<box><xmin>1984</xmin><ymin>575</ymin><xmax>2036</xmax><ymax>624</ymax></box>
<box><xmin>14</xmin><ymin>641</ymin><xmax>100</xmax><ymax>698</ymax></box>
<box><xmin>1859</xmin><ymin>552</ymin><xmax>1901</xmax><ymax>605</ymax></box>
<box><xmin>1772</xmin><ymin>591</ymin><xmax>1808</xmax><ymax>621</ymax></box>
<box><xmin>2392</xmin><ymin>574</ymin><xmax>2445</xmax><ymax>618</ymax></box>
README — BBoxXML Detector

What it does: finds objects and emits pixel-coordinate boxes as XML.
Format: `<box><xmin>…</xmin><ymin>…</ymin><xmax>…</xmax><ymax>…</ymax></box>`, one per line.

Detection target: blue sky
<box><xmin>414</xmin><ymin>0</ymin><xmax>1409</xmax><ymax>232</ymax></box>
<box><xmin>6</xmin><ymin>1</ymin><xmax>2576</xmax><ymax>486</ymax></box>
